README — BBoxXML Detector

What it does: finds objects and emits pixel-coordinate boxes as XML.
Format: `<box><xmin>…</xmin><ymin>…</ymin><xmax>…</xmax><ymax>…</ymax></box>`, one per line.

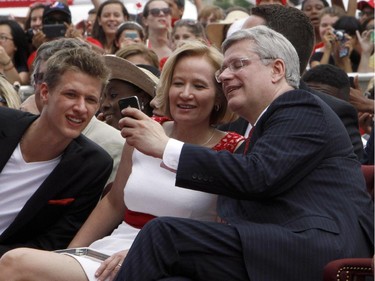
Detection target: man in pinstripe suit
<box><xmin>116</xmin><ymin>26</ymin><xmax>374</xmax><ymax>281</ymax></box>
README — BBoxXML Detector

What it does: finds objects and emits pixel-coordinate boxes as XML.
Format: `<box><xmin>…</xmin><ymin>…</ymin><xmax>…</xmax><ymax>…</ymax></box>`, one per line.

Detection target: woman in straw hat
<box><xmin>100</xmin><ymin>55</ymin><xmax>158</xmax><ymax>130</ymax></box>
<box><xmin>0</xmin><ymin>41</ymin><xmax>244</xmax><ymax>281</ymax></box>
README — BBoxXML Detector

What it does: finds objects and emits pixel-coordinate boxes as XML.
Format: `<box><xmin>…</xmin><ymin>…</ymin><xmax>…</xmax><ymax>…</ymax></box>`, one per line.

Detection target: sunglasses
<box><xmin>149</xmin><ymin>7</ymin><xmax>171</xmax><ymax>17</ymax></box>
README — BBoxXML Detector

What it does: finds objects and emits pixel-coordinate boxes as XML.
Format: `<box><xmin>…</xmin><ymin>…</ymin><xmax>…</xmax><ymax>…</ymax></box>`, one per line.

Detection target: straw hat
<box><xmin>104</xmin><ymin>55</ymin><xmax>159</xmax><ymax>97</ymax></box>
<box><xmin>206</xmin><ymin>10</ymin><xmax>249</xmax><ymax>49</ymax></box>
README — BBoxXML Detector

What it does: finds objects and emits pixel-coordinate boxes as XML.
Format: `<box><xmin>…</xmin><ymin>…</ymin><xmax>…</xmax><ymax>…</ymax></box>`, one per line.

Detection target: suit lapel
<box><xmin>0</xmin><ymin>113</ymin><xmax>37</xmax><ymax>173</ymax></box>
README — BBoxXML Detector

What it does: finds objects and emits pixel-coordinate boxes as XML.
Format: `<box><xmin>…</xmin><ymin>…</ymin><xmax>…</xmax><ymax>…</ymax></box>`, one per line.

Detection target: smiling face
<box><xmin>168</xmin><ymin>55</ymin><xmax>217</xmax><ymax>126</ymax></box>
<box><xmin>30</xmin><ymin>7</ymin><xmax>44</xmax><ymax>31</ymax></box>
<box><xmin>319</xmin><ymin>14</ymin><xmax>339</xmax><ymax>39</ymax></box>
<box><xmin>98</xmin><ymin>3</ymin><xmax>127</xmax><ymax>37</ymax></box>
<box><xmin>40</xmin><ymin>70</ymin><xmax>102</xmax><ymax>140</ymax></box>
<box><xmin>144</xmin><ymin>1</ymin><xmax>171</xmax><ymax>32</ymax></box>
<box><xmin>219</xmin><ymin>40</ymin><xmax>274</xmax><ymax>121</ymax></box>
<box><xmin>100</xmin><ymin>79</ymin><xmax>143</xmax><ymax>129</ymax></box>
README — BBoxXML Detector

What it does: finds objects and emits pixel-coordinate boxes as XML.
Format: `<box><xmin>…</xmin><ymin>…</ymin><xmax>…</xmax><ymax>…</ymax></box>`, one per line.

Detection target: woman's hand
<box><xmin>32</xmin><ymin>30</ymin><xmax>46</xmax><ymax>49</ymax></box>
<box><xmin>0</xmin><ymin>46</ymin><xmax>11</xmax><ymax>66</ymax></box>
<box><xmin>65</xmin><ymin>23</ymin><xmax>84</xmax><ymax>39</ymax></box>
<box><xmin>356</xmin><ymin>30</ymin><xmax>374</xmax><ymax>57</ymax></box>
<box><xmin>322</xmin><ymin>28</ymin><xmax>335</xmax><ymax>50</ymax></box>
<box><xmin>358</xmin><ymin>112</ymin><xmax>374</xmax><ymax>135</ymax></box>
<box><xmin>95</xmin><ymin>250</ymin><xmax>128</xmax><ymax>281</ymax></box>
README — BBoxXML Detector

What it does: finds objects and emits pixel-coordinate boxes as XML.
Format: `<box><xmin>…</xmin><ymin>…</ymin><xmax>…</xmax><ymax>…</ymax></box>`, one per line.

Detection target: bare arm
<box><xmin>331</xmin><ymin>0</ymin><xmax>356</xmax><ymax>16</ymax></box>
<box><xmin>193</xmin><ymin>0</ymin><xmax>203</xmax><ymax>14</ymax></box>
<box><xmin>91</xmin><ymin>0</ymin><xmax>102</xmax><ymax>12</ymax></box>
<box><xmin>68</xmin><ymin>144</ymin><xmax>133</xmax><ymax>247</ymax></box>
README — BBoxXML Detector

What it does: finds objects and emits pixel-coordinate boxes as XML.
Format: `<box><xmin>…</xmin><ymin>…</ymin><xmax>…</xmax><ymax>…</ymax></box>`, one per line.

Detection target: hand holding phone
<box><xmin>118</xmin><ymin>96</ymin><xmax>141</xmax><ymax>117</ymax></box>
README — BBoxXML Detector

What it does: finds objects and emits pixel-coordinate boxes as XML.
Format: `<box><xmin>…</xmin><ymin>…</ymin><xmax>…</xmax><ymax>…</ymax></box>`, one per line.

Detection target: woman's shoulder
<box><xmin>212</xmin><ymin>131</ymin><xmax>245</xmax><ymax>153</ymax></box>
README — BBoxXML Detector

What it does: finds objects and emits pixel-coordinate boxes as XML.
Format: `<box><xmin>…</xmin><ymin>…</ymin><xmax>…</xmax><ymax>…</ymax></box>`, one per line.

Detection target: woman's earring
<box><xmin>215</xmin><ymin>104</ymin><xmax>220</xmax><ymax>111</ymax></box>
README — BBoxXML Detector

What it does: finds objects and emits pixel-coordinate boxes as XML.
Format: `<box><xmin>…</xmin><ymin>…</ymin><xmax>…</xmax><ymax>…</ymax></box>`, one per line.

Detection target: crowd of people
<box><xmin>0</xmin><ymin>0</ymin><xmax>373</xmax><ymax>280</ymax></box>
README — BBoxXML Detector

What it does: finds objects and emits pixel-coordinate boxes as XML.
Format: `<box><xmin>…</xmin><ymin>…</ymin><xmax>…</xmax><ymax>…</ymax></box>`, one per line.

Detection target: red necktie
<box><xmin>243</xmin><ymin>126</ymin><xmax>255</xmax><ymax>155</ymax></box>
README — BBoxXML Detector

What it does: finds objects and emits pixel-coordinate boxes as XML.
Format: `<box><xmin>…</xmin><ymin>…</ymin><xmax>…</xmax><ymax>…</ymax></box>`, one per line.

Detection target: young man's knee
<box><xmin>0</xmin><ymin>248</ymin><xmax>30</xmax><ymax>279</ymax></box>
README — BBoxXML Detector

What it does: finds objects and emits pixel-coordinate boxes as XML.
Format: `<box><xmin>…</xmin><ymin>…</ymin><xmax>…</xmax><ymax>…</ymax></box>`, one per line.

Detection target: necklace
<box><xmin>200</xmin><ymin>128</ymin><xmax>215</xmax><ymax>146</ymax></box>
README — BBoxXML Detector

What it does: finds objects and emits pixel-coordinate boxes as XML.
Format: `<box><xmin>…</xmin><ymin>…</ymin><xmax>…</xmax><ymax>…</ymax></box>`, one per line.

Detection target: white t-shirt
<box><xmin>0</xmin><ymin>144</ymin><xmax>60</xmax><ymax>234</ymax></box>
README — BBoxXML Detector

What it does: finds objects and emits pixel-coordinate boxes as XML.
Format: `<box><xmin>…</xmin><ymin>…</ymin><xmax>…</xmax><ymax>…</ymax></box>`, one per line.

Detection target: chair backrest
<box><xmin>323</xmin><ymin>258</ymin><xmax>374</xmax><ymax>281</ymax></box>
<box><xmin>361</xmin><ymin>165</ymin><xmax>374</xmax><ymax>201</ymax></box>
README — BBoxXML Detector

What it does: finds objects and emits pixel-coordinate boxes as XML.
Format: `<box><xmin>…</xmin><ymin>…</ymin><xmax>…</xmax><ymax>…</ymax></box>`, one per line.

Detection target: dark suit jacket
<box><xmin>176</xmin><ymin>90</ymin><xmax>374</xmax><ymax>280</ymax></box>
<box><xmin>220</xmin><ymin>81</ymin><xmax>364</xmax><ymax>161</ymax></box>
<box><xmin>0</xmin><ymin>107</ymin><xmax>113</xmax><ymax>256</ymax></box>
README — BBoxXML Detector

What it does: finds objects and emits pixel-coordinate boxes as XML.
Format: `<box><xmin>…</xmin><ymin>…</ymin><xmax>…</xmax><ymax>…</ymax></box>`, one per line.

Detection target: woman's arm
<box><xmin>68</xmin><ymin>143</ymin><xmax>134</xmax><ymax>247</ymax></box>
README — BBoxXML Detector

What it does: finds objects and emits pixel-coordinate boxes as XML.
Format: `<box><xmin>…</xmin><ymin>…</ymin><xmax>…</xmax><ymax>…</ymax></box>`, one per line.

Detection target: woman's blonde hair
<box><xmin>0</xmin><ymin>76</ymin><xmax>21</xmax><ymax>109</ymax></box>
<box><xmin>156</xmin><ymin>41</ymin><xmax>237</xmax><ymax>125</ymax></box>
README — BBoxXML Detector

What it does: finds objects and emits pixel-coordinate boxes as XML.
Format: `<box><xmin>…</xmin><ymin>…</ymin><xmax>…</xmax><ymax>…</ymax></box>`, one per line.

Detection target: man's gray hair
<box><xmin>222</xmin><ymin>25</ymin><xmax>300</xmax><ymax>88</ymax></box>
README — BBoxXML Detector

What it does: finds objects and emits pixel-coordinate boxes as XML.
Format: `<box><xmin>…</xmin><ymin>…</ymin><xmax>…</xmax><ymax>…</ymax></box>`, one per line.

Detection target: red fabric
<box><xmin>159</xmin><ymin>56</ymin><xmax>168</xmax><ymax>70</ymax></box>
<box><xmin>85</xmin><ymin>36</ymin><xmax>103</xmax><ymax>48</ymax></box>
<box><xmin>48</xmin><ymin>198</ymin><xmax>75</xmax><ymax>205</ymax></box>
<box><xmin>243</xmin><ymin>126</ymin><xmax>255</xmax><ymax>155</ymax></box>
<box><xmin>124</xmin><ymin>209</ymin><xmax>156</xmax><ymax>229</ymax></box>
<box><xmin>27</xmin><ymin>50</ymin><xmax>37</xmax><ymax>70</ymax></box>
<box><xmin>312</xmin><ymin>41</ymin><xmax>325</xmax><ymax>54</ymax></box>
<box><xmin>213</xmin><ymin>131</ymin><xmax>245</xmax><ymax>153</ymax></box>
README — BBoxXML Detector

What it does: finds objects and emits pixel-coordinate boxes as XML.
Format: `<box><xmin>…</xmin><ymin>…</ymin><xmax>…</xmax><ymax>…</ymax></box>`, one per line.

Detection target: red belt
<box><xmin>124</xmin><ymin>209</ymin><xmax>156</xmax><ymax>229</ymax></box>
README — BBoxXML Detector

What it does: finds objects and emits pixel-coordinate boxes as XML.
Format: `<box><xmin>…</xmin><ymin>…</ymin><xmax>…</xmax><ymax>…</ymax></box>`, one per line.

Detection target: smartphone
<box><xmin>118</xmin><ymin>96</ymin><xmax>141</xmax><ymax>116</ymax></box>
<box><xmin>42</xmin><ymin>24</ymin><xmax>66</xmax><ymax>38</ymax></box>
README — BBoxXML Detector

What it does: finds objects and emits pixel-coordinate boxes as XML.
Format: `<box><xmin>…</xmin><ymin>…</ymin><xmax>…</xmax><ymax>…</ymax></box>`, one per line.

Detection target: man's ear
<box><xmin>271</xmin><ymin>58</ymin><xmax>286</xmax><ymax>83</ymax></box>
<box><xmin>40</xmin><ymin>83</ymin><xmax>49</xmax><ymax>105</ymax></box>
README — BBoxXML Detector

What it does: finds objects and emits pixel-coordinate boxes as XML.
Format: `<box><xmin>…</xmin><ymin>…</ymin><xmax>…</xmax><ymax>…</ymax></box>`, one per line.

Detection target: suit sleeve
<box><xmin>175</xmin><ymin>96</ymin><xmax>352</xmax><ymax>200</ymax></box>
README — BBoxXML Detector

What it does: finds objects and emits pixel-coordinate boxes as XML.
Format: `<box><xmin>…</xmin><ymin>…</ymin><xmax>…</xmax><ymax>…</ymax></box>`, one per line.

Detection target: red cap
<box><xmin>256</xmin><ymin>0</ymin><xmax>287</xmax><ymax>6</ymax></box>
<box><xmin>358</xmin><ymin>0</ymin><xmax>375</xmax><ymax>10</ymax></box>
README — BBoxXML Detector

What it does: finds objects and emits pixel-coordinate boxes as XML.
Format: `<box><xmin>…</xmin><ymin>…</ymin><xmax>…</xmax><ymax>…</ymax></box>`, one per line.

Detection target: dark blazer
<box><xmin>177</xmin><ymin>90</ymin><xmax>374</xmax><ymax>280</ymax></box>
<box><xmin>0</xmin><ymin>107</ymin><xmax>113</xmax><ymax>256</ymax></box>
<box><xmin>220</xmin><ymin>81</ymin><xmax>364</xmax><ymax>161</ymax></box>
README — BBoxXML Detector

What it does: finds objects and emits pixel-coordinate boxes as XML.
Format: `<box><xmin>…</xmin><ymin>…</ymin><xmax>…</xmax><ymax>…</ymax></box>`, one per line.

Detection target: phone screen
<box><xmin>118</xmin><ymin>96</ymin><xmax>140</xmax><ymax>116</ymax></box>
<box><xmin>124</xmin><ymin>31</ymin><xmax>138</xmax><ymax>40</ymax></box>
